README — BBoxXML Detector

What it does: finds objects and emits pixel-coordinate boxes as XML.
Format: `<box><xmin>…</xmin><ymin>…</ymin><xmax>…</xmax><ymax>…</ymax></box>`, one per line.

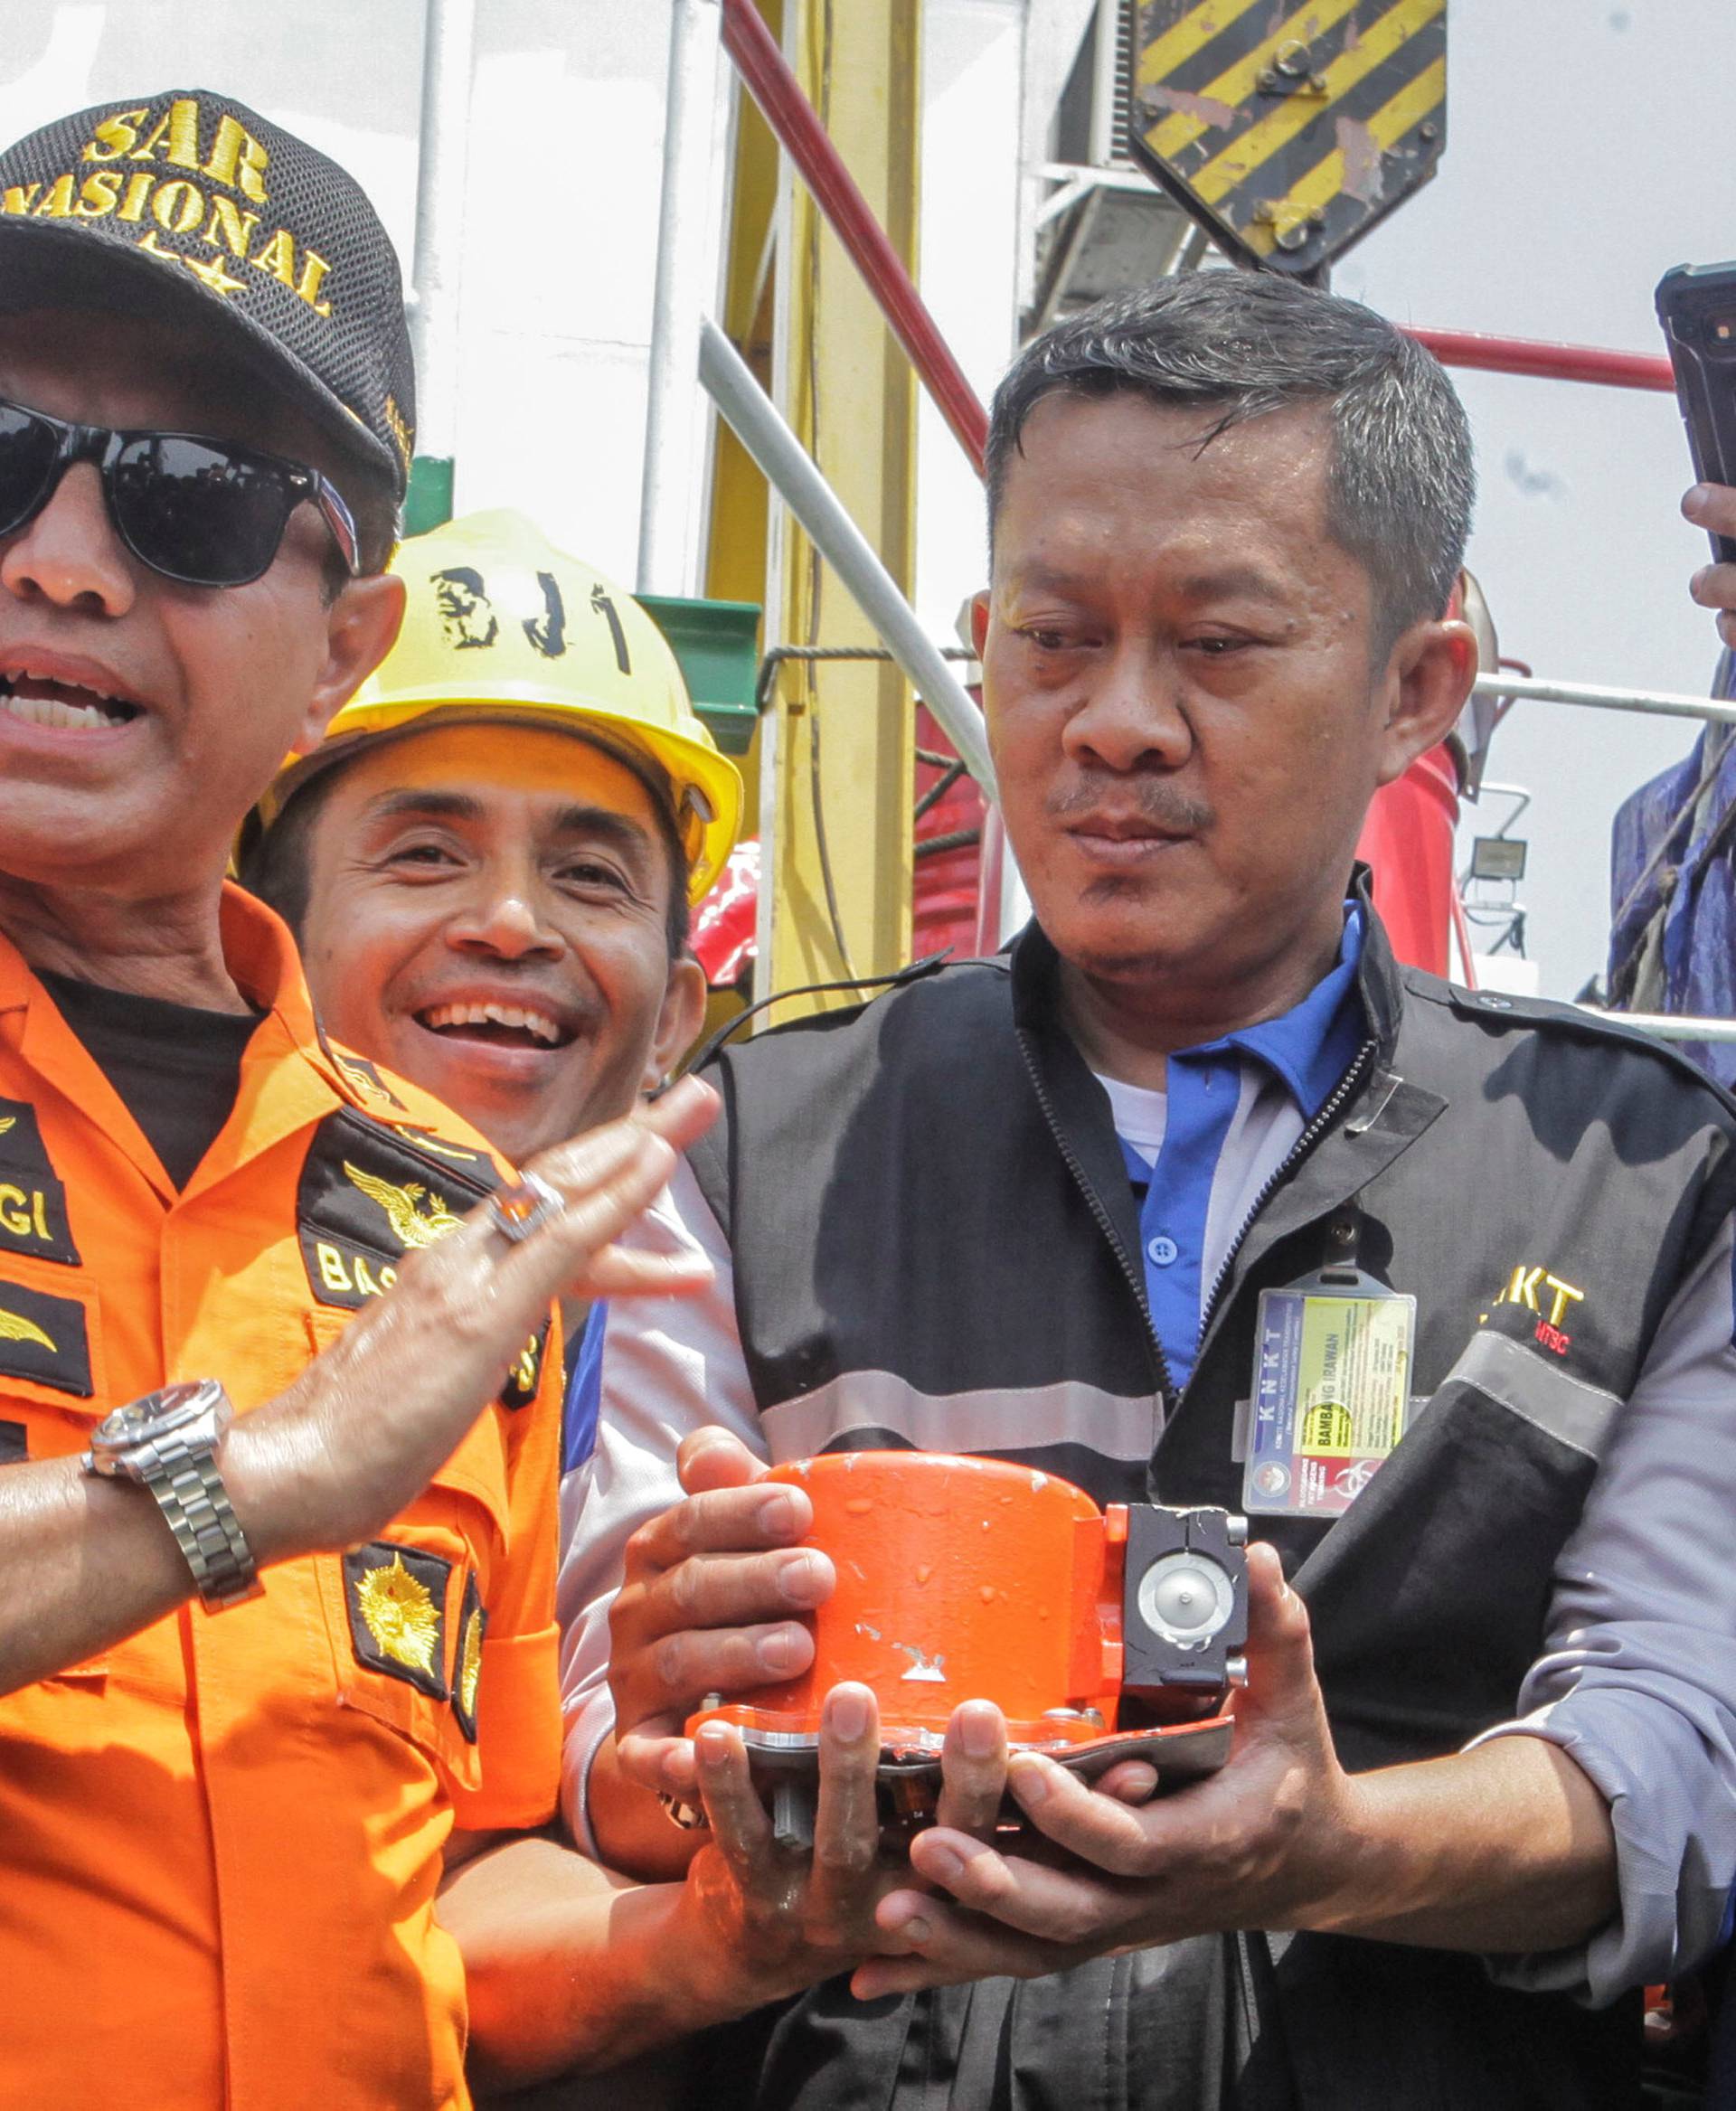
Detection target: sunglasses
<box><xmin>0</xmin><ymin>397</ymin><xmax>360</xmax><ymax>589</ymax></box>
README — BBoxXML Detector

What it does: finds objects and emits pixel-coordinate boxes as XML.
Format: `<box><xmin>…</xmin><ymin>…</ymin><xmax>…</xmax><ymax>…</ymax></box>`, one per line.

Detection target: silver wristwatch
<box><xmin>82</xmin><ymin>1379</ymin><xmax>262</xmax><ymax>1611</ymax></box>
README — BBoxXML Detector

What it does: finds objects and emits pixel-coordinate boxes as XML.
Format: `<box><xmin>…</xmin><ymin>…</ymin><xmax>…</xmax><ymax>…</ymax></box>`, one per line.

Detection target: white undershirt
<box><xmin>1093</xmin><ymin>1072</ymin><xmax>1167</xmax><ymax>1167</ymax></box>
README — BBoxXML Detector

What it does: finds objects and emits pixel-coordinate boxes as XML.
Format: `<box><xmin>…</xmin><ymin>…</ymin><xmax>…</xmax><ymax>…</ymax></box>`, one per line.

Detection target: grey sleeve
<box><xmin>554</xmin><ymin>1155</ymin><xmax>767</xmax><ymax>1854</ymax></box>
<box><xmin>1472</xmin><ymin>1213</ymin><xmax>1736</xmax><ymax>2004</ymax></box>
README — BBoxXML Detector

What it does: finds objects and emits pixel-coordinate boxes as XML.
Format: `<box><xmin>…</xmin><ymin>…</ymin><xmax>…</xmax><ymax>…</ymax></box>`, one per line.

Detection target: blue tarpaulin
<box><xmin>1608</xmin><ymin>651</ymin><xmax>1736</xmax><ymax>1090</ymax></box>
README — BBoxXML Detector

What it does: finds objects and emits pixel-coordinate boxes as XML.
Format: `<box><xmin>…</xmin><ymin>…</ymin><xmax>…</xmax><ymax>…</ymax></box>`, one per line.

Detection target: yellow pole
<box><xmin>704</xmin><ymin>5</ymin><xmax>781</xmax><ymax>620</ymax></box>
<box><xmin>694</xmin><ymin>28</ymin><xmax>781</xmax><ymax>1052</ymax></box>
<box><xmin>756</xmin><ymin>0</ymin><xmax>920</xmax><ymax>1006</ymax></box>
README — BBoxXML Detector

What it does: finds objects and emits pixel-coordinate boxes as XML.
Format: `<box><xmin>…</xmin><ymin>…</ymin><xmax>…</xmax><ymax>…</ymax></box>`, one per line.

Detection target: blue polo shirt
<box><xmin>1106</xmin><ymin>908</ymin><xmax>1367</xmax><ymax>1390</ymax></box>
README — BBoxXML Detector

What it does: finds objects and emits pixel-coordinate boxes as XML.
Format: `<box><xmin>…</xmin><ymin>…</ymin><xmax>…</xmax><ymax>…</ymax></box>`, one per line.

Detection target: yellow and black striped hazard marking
<box><xmin>1129</xmin><ymin>0</ymin><xmax>1446</xmax><ymax>277</ymax></box>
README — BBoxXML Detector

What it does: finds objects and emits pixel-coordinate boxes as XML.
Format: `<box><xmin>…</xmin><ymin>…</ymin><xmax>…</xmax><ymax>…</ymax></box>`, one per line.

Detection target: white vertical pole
<box><xmin>637</xmin><ymin>0</ymin><xmax>725</xmax><ymax>597</ymax></box>
<box><xmin>408</xmin><ymin>0</ymin><xmax>477</xmax><ymax>485</ymax></box>
<box><xmin>998</xmin><ymin>833</ymin><xmax>1033</xmax><ymax>944</ymax></box>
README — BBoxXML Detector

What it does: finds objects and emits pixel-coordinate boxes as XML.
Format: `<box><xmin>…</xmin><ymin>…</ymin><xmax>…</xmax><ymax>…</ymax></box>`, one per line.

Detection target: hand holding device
<box><xmin>685</xmin><ymin>1452</ymin><xmax>1248</xmax><ymax>1846</ymax></box>
<box><xmin>1657</xmin><ymin>261</ymin><xmax>1736</xmax><ymax>567</ymax></box>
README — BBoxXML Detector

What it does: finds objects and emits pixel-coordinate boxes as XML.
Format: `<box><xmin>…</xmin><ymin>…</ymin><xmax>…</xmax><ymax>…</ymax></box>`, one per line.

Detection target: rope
<box><xmin>754</xmin><ymin>642</ymin><xmax>976</xmax><ymax>711</ymax></box>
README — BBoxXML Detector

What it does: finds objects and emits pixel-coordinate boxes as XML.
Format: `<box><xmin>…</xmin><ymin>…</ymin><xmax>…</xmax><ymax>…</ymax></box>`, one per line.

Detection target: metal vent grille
<box><xmin>1108</xmin><ymin>0</ymin><xmax>1137</xmax><ymax>166</ymax></box>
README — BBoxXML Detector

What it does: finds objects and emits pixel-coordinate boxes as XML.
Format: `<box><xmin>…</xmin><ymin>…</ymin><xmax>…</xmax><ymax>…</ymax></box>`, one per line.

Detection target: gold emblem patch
<box><xmin>0</xmin><ymin>1278</ymin><xmax>90</xmax><ymax>1394</ymax></box>
<box><xmin>343</xmin><ymin>1163</ymin><xmax>464</xmax><ymax>1250</ymax></box>
<box><xmin>355</xmin><ymin>1554</ymin><xmax>439</xmax><ymax>1676</ymax></box>
<box><xmin>405</xmin><ymin>1131</ymin><xmax>491</xmax><ymax>1167</ymax></box>
<box><xmin>343</xmin><ymin>1541</ymin><xmax>452</xmax><ymax>1700</ymax></box>
<box><xmin>499</xmin><ymin>1322</ymin><xmax>549</xmax><ymax>1413</ymax></box>
<box><xmin>298</xmin><ymin>1110</ymin><xmax>495</xmax><ymax>1313</ymax></box>
<box><xmin>326</xmin><ymin>1042</ymin><xmax>405</xmax><ymax>1110</ymax></box>
<box><xmin>0</xmin><ymin>1306</ymin><xmax>55</xmax><ymax>1352</ymax></box>
<box><xmin>453</xmin><ymin>1573</ymin><xmax>486</xmax><ymax>1743</ymax></box>
<box><xmin>459</xmin><ymin>1606</ymin><xmax>481</xmax><ymax>1715</ymax></box>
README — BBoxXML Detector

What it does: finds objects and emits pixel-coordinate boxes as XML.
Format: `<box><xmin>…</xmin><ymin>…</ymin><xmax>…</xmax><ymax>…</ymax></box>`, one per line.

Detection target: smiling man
<box><xmin>240</xmin><ymin>508</ymin><xmax>734</xmax><ymax>1173</ymax></box>
<box><xmin>0</xmin><ymin>90</ymin><xmax>718</xmax><ymax>2111</ymax></box>
<box><xmin>238</xmin><ymin>511</ymin><xmax>948</xmax><ymax>2101</ymax></box>
<box><xmin>237</xmin><ymin>509</ymin><xmax>880</xmax><ymax>2097</ymax></box>
<box><xmin>560</xmin><ymin>272</ymin><xmax>1736</xmax><ymax>2109</ymax></box>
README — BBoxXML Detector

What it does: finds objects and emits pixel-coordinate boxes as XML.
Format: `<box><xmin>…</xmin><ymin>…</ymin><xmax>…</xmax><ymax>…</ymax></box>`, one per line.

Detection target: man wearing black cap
<box><xmin>0</xmin><ymin>89</ymin><xmax>720</xmax><ymax>2108</ymax></box>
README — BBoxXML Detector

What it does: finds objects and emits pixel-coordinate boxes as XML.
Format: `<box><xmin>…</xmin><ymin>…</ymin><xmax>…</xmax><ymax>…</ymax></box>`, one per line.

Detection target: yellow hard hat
<box><xmin>260</xmin><ymin>509</ymin><xmax>742</xmax><ymax>901</ymax></box>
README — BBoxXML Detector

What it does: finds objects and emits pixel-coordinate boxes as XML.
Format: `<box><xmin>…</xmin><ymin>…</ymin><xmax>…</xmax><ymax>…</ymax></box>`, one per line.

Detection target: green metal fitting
<box><xmin>637</xmin><ymin>593</ymin><xmax>764</xmax><ymax>756</ymax></box>
<box><xmin>404</xmin><ymin>456</ymin><xmax>456</xmax><ymax>537</ymax></box>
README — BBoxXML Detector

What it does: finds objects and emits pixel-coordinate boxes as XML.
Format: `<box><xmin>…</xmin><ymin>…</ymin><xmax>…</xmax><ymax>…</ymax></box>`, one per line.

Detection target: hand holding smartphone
<box><xmin>1657</xmin><ymin>261</ymin><xmax>1736</xmax><ymax>567</ymax></box>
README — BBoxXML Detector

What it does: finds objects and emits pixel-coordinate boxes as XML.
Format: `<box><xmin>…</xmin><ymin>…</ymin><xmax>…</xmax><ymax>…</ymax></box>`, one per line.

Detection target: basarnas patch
<box><xmin>343</xmin><ymin>1540</ymin><xmax>452</xmax><ymax>1699</ymax></box>
<box><xmin>298</xmin><ymin>1107</ymin><xmax>496</xmax><ymax>1311</ymax></box>
<box><xmin>0</xmin><ymin>1279</ymin><xmax>91</xmax><ymax>1396</ymax></box>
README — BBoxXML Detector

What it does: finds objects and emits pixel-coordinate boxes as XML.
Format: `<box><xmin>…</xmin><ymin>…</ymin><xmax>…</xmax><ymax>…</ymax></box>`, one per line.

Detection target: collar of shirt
<box><xmin>0</xmin><ymin>882</ymin><xmax>315</xmax><ymax>1042</ymax></box>
<box><xmin>0</xmin><ymin>887</ymin><xmax>473</xmax><ymax>1202</ymax></box>
<box><xmin>0</xmin><ymin>886</ymin><xmax>326</xmax><ymax>1200</ymax></box>
<box><xmin>1180</xmin><ymin>901</ymin><xmax>1368</xmax><ymax>1117</ymax></box>
<box><xmin>1108</xmin><ymin>904</ymin><xmax>1368</xmax><ymax>1395</ymax></box>
<box><xmin>1107</xmin><ymin>904</ymin><xmax>1369</xmax><ymax>1173</ymax></box>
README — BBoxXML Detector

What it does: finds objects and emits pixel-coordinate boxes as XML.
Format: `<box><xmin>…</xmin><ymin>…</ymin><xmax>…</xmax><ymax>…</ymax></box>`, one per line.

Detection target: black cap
<box><xmin>0</xmin><ymin>89</ymin><xmax>416</xmax><ymax>497</ymax></box>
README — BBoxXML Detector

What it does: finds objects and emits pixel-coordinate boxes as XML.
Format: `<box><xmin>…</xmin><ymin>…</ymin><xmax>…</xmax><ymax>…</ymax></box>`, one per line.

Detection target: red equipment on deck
<box><xmin>1355</xmin><ymin>745</ymin><xmax>1461</xmax><ymax>978</ymax></box>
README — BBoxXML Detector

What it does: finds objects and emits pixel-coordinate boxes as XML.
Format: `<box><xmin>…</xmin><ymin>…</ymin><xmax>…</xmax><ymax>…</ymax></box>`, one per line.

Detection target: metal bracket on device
<box><xmin>1122</xmin><ymin>1506</ymin><xmax>1250</xmax><ymax>1696</ymax></box>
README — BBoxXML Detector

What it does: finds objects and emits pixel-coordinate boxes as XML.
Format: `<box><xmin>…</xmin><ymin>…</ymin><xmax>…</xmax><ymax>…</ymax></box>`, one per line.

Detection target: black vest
<box><xmin>684</xmin><ymin>900</ymin><xmax>1736</xmax><ymax>2110</ymax></box>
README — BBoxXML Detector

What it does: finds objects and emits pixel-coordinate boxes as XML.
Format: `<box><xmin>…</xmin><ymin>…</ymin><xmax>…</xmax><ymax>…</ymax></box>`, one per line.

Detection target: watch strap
<box><xmin>143</xmin><ymin>1439</ymin><xmax>261</xmax><ymax>1611</ymax></box>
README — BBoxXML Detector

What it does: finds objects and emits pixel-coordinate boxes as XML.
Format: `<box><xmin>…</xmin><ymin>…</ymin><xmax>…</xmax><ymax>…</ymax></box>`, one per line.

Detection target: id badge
<box><xmin>1242</xmin><ymin>1270</ymin><xmax>1416</xmax><ymax>1518</ymax></box>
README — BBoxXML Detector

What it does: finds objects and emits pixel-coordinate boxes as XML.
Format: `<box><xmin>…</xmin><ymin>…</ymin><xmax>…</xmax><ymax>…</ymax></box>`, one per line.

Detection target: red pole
<box><xmin>720</xmin><ymin>0</ymin><xmax>989</xmax><ymax>476</ymax></box>
<box><xmin>1408</xmin><ymin>326</ymin><xmax>1675</xmax><ymax>394</ymax></box>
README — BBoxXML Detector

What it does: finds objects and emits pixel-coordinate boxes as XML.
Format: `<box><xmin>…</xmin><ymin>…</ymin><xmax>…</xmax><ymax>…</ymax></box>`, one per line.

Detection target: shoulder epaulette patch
<box><xmin>0</xmin><ymin>1280</ymin><xmax>90</xmax><ymax>1396</ymax></box>
<box><xmin>317</xmin><ymin>1029</ymin><xmax>408</xmax><ymax>1115</ymax></box>
<box><xmin>343</xmin><ymin>1541</ymin><xmax>451</xmax><ymax>1699</ymax></box>
<box><xmin>298</xmin><ymin>1109</ymin><xmax>495</xmax><ymax>1310</ymax></box>
<box><xmin>0</xmin><ymin>1099</ymin><xmax>79</xmax><ymax>1265</ymax></box>
<box><xmin>500</xmin><ymin>1320</ymin><xmax>550</xmax><ymax>1412</ymax></box>
<box><xmin>452</xmin><ymin>1572</ymin><xmax>486</xmax><ymax>1741</ymax></box>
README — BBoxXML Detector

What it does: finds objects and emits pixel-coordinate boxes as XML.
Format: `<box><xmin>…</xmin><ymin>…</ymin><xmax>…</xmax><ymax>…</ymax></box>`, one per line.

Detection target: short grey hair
<box><xmin>986</xmin><ymin>271</ymin><xmax>1475</xmax><ymax>652</ymax></box>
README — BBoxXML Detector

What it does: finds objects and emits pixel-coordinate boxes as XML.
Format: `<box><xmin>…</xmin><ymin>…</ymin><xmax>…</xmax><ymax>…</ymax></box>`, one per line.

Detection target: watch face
<box><xmin>95</xmin><ymin>1379</ymin><xmax>223</xmax><ymax>1447</ymax></box>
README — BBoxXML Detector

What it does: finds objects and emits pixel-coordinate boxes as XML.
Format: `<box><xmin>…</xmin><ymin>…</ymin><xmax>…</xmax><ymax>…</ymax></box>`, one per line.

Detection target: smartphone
<box><xmin>1656</xmin><ymin>261</ymin><xmax>1736</xmax><ymax>566</ymax></box>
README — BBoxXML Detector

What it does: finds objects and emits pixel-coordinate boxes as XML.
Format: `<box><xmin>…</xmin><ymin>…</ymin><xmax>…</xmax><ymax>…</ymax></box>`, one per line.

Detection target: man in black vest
<box><xmin>560</xmin><ymin>273</ymin><xmax>1736</xmax><ymax>2106</ymax></box>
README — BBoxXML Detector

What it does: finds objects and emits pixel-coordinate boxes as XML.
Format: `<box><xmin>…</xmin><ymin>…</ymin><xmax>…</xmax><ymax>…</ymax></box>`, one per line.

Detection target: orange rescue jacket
<box><xmin>0</xmin><ymin>885</ymin><xmax>561</xmax><ymax>2111</ymax></box>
